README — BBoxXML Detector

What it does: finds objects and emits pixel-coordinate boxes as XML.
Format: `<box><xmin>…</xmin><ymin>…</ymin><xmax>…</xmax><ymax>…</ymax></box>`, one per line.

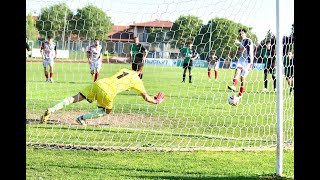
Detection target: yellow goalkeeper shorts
<box><xmin>80</xmin><ymin>83</ymin><xmax>113</xmax><ymax>110</ymax></box>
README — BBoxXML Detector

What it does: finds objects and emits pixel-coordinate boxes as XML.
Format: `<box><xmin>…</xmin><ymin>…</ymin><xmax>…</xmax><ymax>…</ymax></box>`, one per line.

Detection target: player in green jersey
<box><xmin>180</xmin><ymin>41</ymin><xmax>198</xmax><ymax>83</ymax></box>
<box><xmin>130</xmin><ymin>36</ymin><xmax>148</xmax><ymax>79</ymax></box>
<box><xmin>259</xmin><ymin>40</ymin><xmax>277</xmax><ymax>92</ymax></box>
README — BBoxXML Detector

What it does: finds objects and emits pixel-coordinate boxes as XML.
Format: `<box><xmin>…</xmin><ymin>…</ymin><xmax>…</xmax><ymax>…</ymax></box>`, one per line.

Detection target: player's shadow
<box><xmin>253</xmin><ymin>90</ymin><xmax>277</xmax><ymax>94</ymax></box>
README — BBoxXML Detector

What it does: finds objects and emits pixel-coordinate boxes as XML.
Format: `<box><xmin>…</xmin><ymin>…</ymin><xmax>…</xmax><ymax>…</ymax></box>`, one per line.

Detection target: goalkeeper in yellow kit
<box><xmin>40</xmin><ymin>67</ymin><xmax>165</xmax><ymax>125</ymax></box>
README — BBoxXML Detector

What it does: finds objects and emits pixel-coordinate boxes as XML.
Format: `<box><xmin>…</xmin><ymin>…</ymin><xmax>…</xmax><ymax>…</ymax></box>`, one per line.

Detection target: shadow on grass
<box><xmin>127</xmin><ymin>174</ymin><xmax>293</xmax><ymax>180</ymax></box>
<box><xmin>45</xmin><ymin>162</ymin><xmax>292</xmax><ymax>180</ymax></box>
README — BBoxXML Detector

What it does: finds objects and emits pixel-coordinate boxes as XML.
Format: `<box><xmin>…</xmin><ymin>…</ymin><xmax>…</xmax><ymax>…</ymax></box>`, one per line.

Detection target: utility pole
<box><xmin>208</xmin><ymin>22</ymin><xmax>212</xmax><ymax>53</ymax></box>
<box><xmin>62</xmin><ymin>10</ymin><xmax>67</xmax><ymax>49</ymax></box>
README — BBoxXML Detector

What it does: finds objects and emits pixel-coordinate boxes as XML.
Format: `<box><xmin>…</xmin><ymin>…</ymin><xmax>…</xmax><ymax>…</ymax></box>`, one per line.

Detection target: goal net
<box><xmin>26</xmin><ymin>0</ymin><xmax>294</xmax><ymax>151</ymax></box>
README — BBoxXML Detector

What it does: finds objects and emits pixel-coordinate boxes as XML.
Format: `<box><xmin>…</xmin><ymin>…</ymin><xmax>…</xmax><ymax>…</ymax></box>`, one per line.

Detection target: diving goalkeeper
<box><xmin>40</xmin><ymin>67</ymin><xmax>165</xmax><ymax>125</ymax></box>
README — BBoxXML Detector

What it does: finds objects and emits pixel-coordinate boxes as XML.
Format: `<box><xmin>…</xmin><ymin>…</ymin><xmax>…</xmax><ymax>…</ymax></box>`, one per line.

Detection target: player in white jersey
<box><xmin>40</xmin><ymin>35</ymin><xmax>57</xmax><ymax>83</ymax></box>
<box><xmin>87</xmin><ymin>38</ymin><xmax>103</xmax><ymax>82</ymax></box>
<box><xmin>227</xmin><ymin>29</ymin><xmax>254</xmax><ymax>98</ymax></box>
<box><xmin>207</xmin><ymin>50</ymin><xmax>219</xmax><ymax>81</ymax></box>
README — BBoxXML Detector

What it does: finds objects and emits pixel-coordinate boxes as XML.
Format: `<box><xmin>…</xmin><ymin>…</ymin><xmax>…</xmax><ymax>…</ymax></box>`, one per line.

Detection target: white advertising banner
<box><xmin>144</xmin><ymin>58</ymin><xmax>178</xmax><ymax>66</ymax></box>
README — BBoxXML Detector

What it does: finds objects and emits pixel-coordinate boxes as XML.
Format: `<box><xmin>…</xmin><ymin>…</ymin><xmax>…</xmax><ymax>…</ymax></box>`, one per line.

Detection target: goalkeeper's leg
<box><xmin>41</xmin><ymin>93</ymin><xmax>85</xmax><ymax>124</ymax></box>
<box><xmin>76</xmin><ymin>107</ymin><xmax>110</xmax><ymax>125</ymax></box>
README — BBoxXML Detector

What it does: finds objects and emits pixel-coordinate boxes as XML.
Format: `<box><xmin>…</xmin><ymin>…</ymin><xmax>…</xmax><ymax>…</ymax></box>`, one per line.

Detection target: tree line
<box><xmin>26</xmin><ymin>2</ymin><xmax>294</xmax><ymax>57</ymax></box>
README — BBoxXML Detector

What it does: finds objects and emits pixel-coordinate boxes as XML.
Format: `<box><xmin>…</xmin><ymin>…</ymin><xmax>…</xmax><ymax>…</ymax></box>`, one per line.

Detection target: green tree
<box><xmin>167</xmin><ymin>15</ymin><xmax>203</xmax><ymax>49</ymax></box>
<box><xmin>26</xmin><ymin>13</ymin><xmax>38</xmax><ymax>42</ymax></box>
<box><xmin>260</xmin><ymin>30</ymin><xmax>275</xmax><ymax>44</ymax></box>
<box><xmin>194</xmin><ymin>17</ymin><xmax>258</xmax><ymax>58</ymax></box>
<box><xmin>36</xmin><ymin>2</ymin><xmax>73</xmax><ymax>39</ymax></box>
<box><xmin>146</xmin><ymin>28</ymin><xmax>169</xmax><ymax>53</ymax></box>
<box><xmin>147</xmin><ymin>28</ymin><xmax>166</xmax><ymax>43</ymax></box>
<box><xmin>70</xmin><ymin>4</ymin><xmax>112</xmax><ymax>40</ymax></box>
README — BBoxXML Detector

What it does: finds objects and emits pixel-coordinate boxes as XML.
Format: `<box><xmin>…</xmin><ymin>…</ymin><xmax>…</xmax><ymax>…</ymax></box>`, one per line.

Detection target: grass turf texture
<box><xmin>27</xmin><ymin>147</ymin><xmax>294</xmax><ymax>179</ymax></box>
<box><xmin>26</xmin><ymin>62</ymin><xmax>294</xmax><ymax>178</ymax></box>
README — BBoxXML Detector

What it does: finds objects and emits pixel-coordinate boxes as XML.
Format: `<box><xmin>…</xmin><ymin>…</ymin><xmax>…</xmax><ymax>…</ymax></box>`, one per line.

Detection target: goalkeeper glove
<box><xmin>154</xmin><ymin>92</ymin><xmax>165</xmax><ymax>104</ymax></box>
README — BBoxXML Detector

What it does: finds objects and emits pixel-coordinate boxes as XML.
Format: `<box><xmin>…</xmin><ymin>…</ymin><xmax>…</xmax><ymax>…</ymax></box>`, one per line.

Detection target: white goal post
<box><xmin>26</xmin><ymin>0</ymin><xmax>294</xmax><ymax>176</ymax></box>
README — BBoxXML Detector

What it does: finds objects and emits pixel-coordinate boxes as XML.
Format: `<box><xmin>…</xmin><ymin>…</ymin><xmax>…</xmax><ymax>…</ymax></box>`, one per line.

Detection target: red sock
<box><xmin>239</xmin><ymin>86</ymin><xmax>244</xmax><ymax>97</ymax></box>
<box><xmin>233</xmin><ymin>79</ymin><xmax>238</xmax><ymax>86</ymax></box>
<box><xmin>45</xmin><ymin>74</ymin><xmax>48</xmax><ymax>78</ymax></box>
<box><xmin>94</xmin><ymin>73</ymin><xmax>99</xmax><ymax>82</ymax></box>
<box><xmin>50</xmin><ymin>72</ymin><xmax>53</xmax><ymax>78</ymax></box>
<box><xmin>208</xmin><ymin>71</ymin><xmax>211</xmax><ymax>78</ymax></box>
<box><xmin>214</xmin><ymin>70</ymin><xmax>218</xmax><ymax>79</ymax></box>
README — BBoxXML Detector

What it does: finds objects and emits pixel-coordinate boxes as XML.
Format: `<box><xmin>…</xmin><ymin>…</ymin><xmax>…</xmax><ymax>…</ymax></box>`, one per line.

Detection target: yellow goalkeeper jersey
<box><xmin>80</xmin><ymin>68</ymin><xmax>146</xmax><ymax>109</ymax></box>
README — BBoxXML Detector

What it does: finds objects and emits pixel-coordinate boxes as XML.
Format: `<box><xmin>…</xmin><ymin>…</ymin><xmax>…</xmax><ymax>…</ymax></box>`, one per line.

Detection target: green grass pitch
<box><xmin>26</xmin><ymin>61</ymin><xmax>294</xmax><ymax>179</ymax></box>
<box><xmin>26</xmin><ymin>61</ymin><xmax>294</xmax><ymax>150</ymax></box>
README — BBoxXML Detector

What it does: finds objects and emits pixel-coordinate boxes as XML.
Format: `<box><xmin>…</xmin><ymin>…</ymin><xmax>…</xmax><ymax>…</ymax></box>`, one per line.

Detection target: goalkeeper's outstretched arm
<box><xmin>141</xmin><ymin>92</ymin><xmax>164</xmax><ymax>104</ymax></box>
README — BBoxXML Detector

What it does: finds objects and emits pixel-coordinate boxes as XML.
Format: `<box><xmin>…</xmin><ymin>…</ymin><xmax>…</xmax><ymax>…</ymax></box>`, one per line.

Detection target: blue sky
<box><xmin>26</xmin><ymin>0</ymin><xmax>294</xmax><ymax>42</ymax></box>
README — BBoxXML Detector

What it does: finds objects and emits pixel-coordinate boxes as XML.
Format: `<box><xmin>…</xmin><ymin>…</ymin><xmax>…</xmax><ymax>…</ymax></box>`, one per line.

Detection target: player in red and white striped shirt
<box><xmin>40</xmin><ymin>35</ymin><xmax>57</xmax><ymax>82</ymax></box>
<box><xmin>87</xmin><ymin>38</ymin><xmax>103</xmax><ymax>82</ymax></box>
<box><xmin>207</xmin><ymin>50</ymin><xmax>219</xmax><ymax>81</ymax></box>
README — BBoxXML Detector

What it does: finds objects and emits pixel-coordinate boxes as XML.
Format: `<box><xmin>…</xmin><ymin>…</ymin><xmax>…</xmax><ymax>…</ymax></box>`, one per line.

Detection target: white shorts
<box><xmin>208</xmin><ymin>62</ymin><xmax>219</xmax><ymax>70</ymax></box>
<box><xmin>90</xmin><ymin>60</ymin><xmax>102</xmax><ymax>72</ymax></box>
<box><xmin>43</xmin><ymin>58</ymin><xmax>54</xmax><ymax>67</ymax></box>
<box><xmin>236</xmin><ymin>57</ymin><xmax>251</xmax><ymax>77</ymax></box>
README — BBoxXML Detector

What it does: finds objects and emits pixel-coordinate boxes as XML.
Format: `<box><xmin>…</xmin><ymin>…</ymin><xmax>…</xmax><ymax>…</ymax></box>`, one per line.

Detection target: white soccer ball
<box><xmin>228</xmin><ymin>94</ymin><xmax>240</xmax><ymax>106</ymax></box>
